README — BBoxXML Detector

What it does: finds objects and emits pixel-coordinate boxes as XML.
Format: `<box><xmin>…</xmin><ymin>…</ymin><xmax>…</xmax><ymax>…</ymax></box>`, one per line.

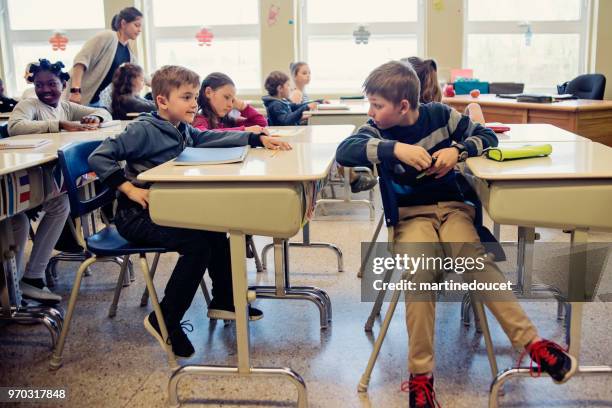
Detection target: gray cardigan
<box><xmin>66</xmin><ymin>30</ymin><xmax>138</xmax><ymax>105</ymax></box>
<box><xmin>8</xmin><ymin>98</ymin><xmax>112</xmax><ymax>136</ymax></box>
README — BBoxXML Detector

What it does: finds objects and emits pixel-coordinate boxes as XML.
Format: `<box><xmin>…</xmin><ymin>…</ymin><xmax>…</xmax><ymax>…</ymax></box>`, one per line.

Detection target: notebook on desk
<box><xmin>173</xmin><ymin>146</ymin><xmax>250</xmax><ymax>165</ymax></box>
<box><xmin>0</xmin><ymin>139</ymin><xmax>51</xmax><ymax>149</ymax></box>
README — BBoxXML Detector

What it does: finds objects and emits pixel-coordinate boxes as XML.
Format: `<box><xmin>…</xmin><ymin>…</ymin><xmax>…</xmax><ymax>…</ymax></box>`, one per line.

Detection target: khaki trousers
<box><xmin>394</xmin><ymin>201</ymin><xmax>538</xmax><ymax>374</ymax></box>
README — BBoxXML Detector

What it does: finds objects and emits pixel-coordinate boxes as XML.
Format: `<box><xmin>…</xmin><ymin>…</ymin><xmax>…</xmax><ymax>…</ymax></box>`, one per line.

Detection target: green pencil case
<box><xmin>486</xmin><ymin>144</ymin><xmax>553</xmax><ymax>161</ymax></box>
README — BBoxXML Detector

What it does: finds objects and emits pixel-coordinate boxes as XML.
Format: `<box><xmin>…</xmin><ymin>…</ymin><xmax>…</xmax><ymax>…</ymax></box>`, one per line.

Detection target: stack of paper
<box><xmin>0</xmin><ymin>139</ymin><xmax>51</xmax><ymax>149</ymax></box>
<box><xmin>173</xmin><ymin>146</ymin><xmax>250</xmax><ymax>165</ymax></box>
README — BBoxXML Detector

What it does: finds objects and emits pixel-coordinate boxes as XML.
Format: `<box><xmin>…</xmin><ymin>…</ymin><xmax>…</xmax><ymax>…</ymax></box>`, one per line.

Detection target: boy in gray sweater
<box><xmin>89</xmin><ymin>65</ymin><xmax>290</xmax><ymax>358</ymax></box>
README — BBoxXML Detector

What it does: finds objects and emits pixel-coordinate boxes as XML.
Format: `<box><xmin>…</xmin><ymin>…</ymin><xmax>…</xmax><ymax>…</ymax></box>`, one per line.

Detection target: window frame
<box><xmin>141</xmin><ymin>0</ymin><xmax>262</xmax><ymax>95</ymax></box>
<box><xmin>298</xmin><ymin>0</ymin><xmax>425</xmax><ymax>94</ymax></box>
<box><xmin>0</xmin><ymin>0</ymin><xmax>104</xmax><ymax>96</ymax></box>
<box><xmin>462</xmin><ymin>0</ymin><xmax>591</xmax><ymax>93</ymax></box>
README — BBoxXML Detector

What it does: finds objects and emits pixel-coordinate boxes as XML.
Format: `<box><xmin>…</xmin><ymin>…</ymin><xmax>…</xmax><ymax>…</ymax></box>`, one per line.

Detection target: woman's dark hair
<box><xmin>111</xmin><ymin>7</ymin><xmax>143</xmax><ymax>31</ymax></box>
<box><xmin>264</xmin><ymin>71</ymin><xmax>289</xmax><ymax>96</ymax></box>
<box><xmin>111</xmin><ymin>63</ymin><xmax>144</xmax><ymax>119</ymax></box>
<box><xmin>27</xmin><ymin>58</ymin><xmax>70</xmax><ymax>83</ymax></box>
<box><xmin>289</xmin><ymin>61</ymin><xmax>308</xmax><ymax>78</ymax></box>
<box><xmin>197</xmin><ymin>72</ymin><xmax>236</xmax><ymax>129</ymax></box>
<box><xmin>401</xmin><ymin>57</ymin><xmax>441</xmax><ymax>103</ymax></box>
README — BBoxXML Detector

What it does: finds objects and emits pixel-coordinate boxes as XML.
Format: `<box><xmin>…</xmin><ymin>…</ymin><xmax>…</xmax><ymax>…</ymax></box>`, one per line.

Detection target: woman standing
<box><xmin>67</xmin><ymin>7</ymin><xmax>143</xmax><ymax>106</ymax></box>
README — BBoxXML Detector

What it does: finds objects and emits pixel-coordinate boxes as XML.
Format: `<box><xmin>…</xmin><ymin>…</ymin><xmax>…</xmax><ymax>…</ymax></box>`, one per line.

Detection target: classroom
<box><xmin>1</xmin><ymin>1</ymin><xmax>612</xmax><ymax>407</ymax></box>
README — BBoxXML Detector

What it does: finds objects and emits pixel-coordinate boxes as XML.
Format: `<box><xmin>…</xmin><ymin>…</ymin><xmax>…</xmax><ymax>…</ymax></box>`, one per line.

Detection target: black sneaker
<box><xmin>144</xmin><ymin>312</ymin><xmax>195</xmax><ymax>358</ymax></box>
<box><xmin>350</xmin><ymin>173</ymin><xmax>377</xmax><ymax>193</ymax></box>
<box><xmin>407</xmin><ymin>374</ymin><xmax>440</xmax><ymax>408</ymax></box>
<box><xmin>520</xmin><ymin>339</ymin><xmax>577</xmax><ymax>384</ymax></box>
<box><xmin>207</xmin><ymin>301</ymin><xmax>263</xmax><ymax>321</ymax></box>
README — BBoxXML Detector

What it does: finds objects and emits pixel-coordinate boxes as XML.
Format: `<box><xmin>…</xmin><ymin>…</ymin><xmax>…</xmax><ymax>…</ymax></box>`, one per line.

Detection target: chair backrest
<box><xmin>565</xmin><ymin>74</ymin><xmax>606</xmax><ymax>100</ymax></box>
<box><xmin>57</xmin><ymin>140</ymin><xmax>116</xmax><ymax>218</ymax></box>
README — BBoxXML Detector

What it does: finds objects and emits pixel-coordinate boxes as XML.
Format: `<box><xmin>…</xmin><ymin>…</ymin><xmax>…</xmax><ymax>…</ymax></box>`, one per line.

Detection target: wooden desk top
<box><xmin>493</xmin><ymin>124</ymin><xmax>590</xmax><ymax>143</ymax></box>
<box><xmin>467</xmin><ymin>141</ymin><xmax>612</xmax><ymax>180</ymax></box>
<box><xmin>0</xmin><ymin>122</ymin><xmax>127</xmax><ymax>176</ymax></box>
<box><xmin>443</xmin><ymin>94</ymin><xmax>612</xmax><ymax>112</ymax></box>
<box><xmin>139</xmin><ymin>125</ymin><xmax>354</xmax><ymax>182</ymax></box>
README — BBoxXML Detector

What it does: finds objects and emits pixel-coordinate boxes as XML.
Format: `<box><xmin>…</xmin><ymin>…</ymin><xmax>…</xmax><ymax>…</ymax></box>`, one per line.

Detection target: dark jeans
<box><xmin>114</xmin><ymin>205</ymin><xmax>233</xmax><ymax>327</ymax></box>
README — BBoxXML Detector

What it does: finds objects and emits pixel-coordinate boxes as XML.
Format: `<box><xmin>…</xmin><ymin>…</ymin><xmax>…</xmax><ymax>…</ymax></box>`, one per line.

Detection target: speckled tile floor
<box><xmin>2</xmin><ymin>198</ymin><xmax>612</xmax><ymax>408</ymax></box>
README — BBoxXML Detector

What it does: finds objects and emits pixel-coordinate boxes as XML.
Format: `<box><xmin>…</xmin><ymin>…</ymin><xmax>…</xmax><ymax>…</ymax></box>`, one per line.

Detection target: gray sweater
<box><xmin>66</xmin><ymin>30</ymin><xmax>138</xmax><ymax>105</ymax></box>
<box><xmin>8</xmin><ymin>98</ymin><xmax>112</xmax><ymax>136</ymax></box>
<box><xmin>89</xmin><ymin>112</ymin><xmax>263</xmax><ymax>190</ymax></box>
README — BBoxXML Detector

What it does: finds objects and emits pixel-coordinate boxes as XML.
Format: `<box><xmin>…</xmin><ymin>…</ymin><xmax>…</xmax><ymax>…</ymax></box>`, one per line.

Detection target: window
<box><xmin>464</xmin><ymin>0</ymin><xmax>589</xmax><ymax>93</ymax></box>
<box><xmin>143</xmin><ymin>0</ymin><xmax>261</xmax><ymax>93</ymax></box>
<box><xmin>300</xmin><ymin>0</ymin><xmax>423</xmax><ymax>93</ymax></box>
<box><xmin>0</xmin><ymin>0</ymin><xmax>105</xmax><ymax>96</ymax></box>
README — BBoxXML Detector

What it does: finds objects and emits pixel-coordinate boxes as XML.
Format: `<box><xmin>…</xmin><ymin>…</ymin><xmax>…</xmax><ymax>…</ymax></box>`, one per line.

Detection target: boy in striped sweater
<box><xmin>336</xmin><ymin>61</ymin><xmax>576</xmax><ymax>408</ymax></box>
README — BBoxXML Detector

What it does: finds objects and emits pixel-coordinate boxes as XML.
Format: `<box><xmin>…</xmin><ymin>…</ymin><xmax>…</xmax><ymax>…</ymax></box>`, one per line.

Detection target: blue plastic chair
<box><xmin>358</xmin><ymin>163</ymin><xmax>501</xmax><ymax>392</ymax></box>
<box><xmin>49</xmin><ymin>140</ymin><xmax>176</xmax><ymax>370</ymax></box>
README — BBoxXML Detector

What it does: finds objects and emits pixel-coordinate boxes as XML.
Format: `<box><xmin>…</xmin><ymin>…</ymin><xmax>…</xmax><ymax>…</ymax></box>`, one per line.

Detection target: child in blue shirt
<box><xmin>336</xmin><ymin>61</ymin><xmax>576</xmax><ymax>408</ymax></box>
<box><xmin>262</xmin><ymin>70</ymin><xmax>317</xmax><ymax>126</ymax></box>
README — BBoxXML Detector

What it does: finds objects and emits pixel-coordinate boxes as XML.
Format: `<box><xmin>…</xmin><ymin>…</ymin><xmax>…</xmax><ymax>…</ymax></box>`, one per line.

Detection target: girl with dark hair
<box><xmin>0</xmin><ymin>78</ymin><xmax>18</xmax><ymax>113</ymax></box>
<box><xmin>7</xmin><ymin>58</ymin><xmax>111</xmax><ymax>304</ymax></box>
<box><xmin>193</xmin><ymin>72</ymin><xmax>268</xmax><ymax>132</ymax></box>
<box><xmin>402</xmin><ymin>56</ymin><xmax>485</xmax><ymax>123</ymax></box>
<box><xmin>67</xmin><ymin>6</ymin><xmax>143</xmax><ymax>106</ymax></box>
<box><xmin>111</xmin><ymin>63</ymin><xmax>155</xmax><ymax>120</ymax></box>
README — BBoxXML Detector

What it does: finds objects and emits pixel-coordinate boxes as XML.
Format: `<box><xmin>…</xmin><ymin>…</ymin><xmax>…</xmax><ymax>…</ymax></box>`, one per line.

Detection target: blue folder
<box><xmin>174</xmin><ymin>146</ymin><xmax>250</xmax><ymax>165</ymax></box>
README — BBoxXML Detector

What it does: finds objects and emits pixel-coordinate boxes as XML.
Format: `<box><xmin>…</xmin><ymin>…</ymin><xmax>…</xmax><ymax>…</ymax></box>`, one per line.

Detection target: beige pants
<box><xmin>394</xmin><ymin>201</ymin><xmax>538</xmax><ymax>374</ymax></box>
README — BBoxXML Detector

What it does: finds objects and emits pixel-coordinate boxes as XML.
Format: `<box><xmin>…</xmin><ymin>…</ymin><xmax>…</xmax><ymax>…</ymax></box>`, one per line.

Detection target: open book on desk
<box><xmin>173</xmin><ymin>146</ymin><xmax>250</xmax><ymax>165</ymax></box>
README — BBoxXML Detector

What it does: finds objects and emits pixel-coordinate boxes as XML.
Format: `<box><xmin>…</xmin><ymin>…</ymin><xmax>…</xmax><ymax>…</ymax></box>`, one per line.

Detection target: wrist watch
<box><xmin>453</xmin><ymin>143</ymin><xmax>469</xmax><ymax>162</ymax></box>
<box><xmin>70</xmin><ymin>87</ymin><xmax>81</xmax><ymax>94</ymax></box>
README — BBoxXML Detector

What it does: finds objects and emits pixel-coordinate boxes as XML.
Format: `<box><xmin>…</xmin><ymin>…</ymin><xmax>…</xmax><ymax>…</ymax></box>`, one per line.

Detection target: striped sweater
<box><xmin>335</xmin><ymin>102</ymin><xmax>498</xmax><ymax>206</ymax></box>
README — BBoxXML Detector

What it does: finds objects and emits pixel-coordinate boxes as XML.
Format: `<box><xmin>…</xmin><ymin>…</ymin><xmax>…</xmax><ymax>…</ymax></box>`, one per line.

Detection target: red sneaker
<box><xmin>408</xmin><ymin>374</ymin><xmax>441</xmax><ymax>408</ymax></box>
<box><xmin>518</xmin><ymin>339</ymin><xmax>577</xmax><ymax>384</ymax></box>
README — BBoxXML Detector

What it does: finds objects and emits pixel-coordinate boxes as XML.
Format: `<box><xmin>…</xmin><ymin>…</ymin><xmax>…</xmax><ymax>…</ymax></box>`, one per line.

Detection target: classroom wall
<box><xmin>424</xmin><ymin>0</ymin><xmax>463</xmax><ymax>83</ymax></box>
<box><xmin>592</xmin><ymin>0</ymin><xmax>612</xmax><ymax>100</ymax></box>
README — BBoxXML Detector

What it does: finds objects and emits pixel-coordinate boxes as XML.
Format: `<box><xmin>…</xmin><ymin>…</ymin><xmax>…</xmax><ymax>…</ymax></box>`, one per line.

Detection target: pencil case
<box><xmin>486</xmin><ymin>144</ymin><xmax>553</xmax><ymax>161</ymax></box>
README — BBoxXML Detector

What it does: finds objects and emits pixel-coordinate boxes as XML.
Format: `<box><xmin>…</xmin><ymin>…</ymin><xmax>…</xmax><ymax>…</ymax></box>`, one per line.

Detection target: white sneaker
<box><xmin>20</xmin><ymin>281</ymin><xmax>61</xmax><ymax>304</ymax></box>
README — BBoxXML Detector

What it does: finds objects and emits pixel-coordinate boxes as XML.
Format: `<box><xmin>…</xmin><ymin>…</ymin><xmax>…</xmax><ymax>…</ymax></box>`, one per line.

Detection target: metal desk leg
<box><xmin>488</xmin><ymin>228</ymin><xmax>612</xmax><ymax>408</ymax></box>
<box><xmin>254</xmin><ymin>238</ymin><xmax>332</xmax><ymax>329</ymax></box>
<box><xmin>261</xmin><ymin>222</ymin><xmax>343</xmax><ymax>273</ymax></box>
<box><xmin>167</xmin><ymin>232</ymin><xmax>308</xmax><ymax>408</ymax></box>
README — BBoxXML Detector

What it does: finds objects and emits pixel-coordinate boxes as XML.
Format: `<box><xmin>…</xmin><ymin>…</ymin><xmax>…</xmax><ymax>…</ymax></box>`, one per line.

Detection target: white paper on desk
<box><xmin>316</xmin><ymin>103</ymin><xmax>349</xmax><ymax>110</ymax></box>
<box><xmin>0</xmin><ymin>139</ymin><xmax>51</xmax><ymax>149</ymax></box>
<box><xmin>99</xmin><ymin>119</ymin><xmax>122</xmax><ymax>128</ymax></box>
<box><xmin>269</xmin><ymin>128</ymin><xmax>303</xmax><ymax>137</ymax></box>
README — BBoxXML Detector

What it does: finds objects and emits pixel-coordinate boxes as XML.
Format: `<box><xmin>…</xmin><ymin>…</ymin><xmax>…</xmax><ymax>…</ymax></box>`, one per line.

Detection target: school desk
<box><xmin>465</xmin><ymin>141</ymin><xmax>612</xmax><ymax>407</ymax></box>
<box><xmin>443</xmin><ymin>94</ymin><xmax>612</xmax><ymax>146</ymax></box>
<box><xmin>138</xmin><ymin>124</ymin><xmax>354</xmax><ymax>407</ymax></box>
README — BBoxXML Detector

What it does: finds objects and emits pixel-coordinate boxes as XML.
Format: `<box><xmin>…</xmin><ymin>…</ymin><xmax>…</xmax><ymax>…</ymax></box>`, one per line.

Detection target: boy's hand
<box><xmin>393</xmin><ymin>142</ymin><xmax>432</xmax><ymax>171</ymax></box>
<box><xmin>260</xmin><ymin>135</ymin><xmax>292</xmax><ymax>151</ymax></box>
<box><xmin>307</xmin><ymin>102</ymin><xmax>318</xmax><ymax>110</ymax></box>
<box><xmin>80</xmin><ymin>115</ymin><xmax>101</xmax><ymax>126</ymax></box>
<box><xmin>245</xmin><ymin>125</ymin><xmax>269</xmax><ymax>135</ymax></box>
<box><xmin>68</xmin><ymin>93</ymin><xmax>81</xmax><ymax>103</ymax></box>
<box><xmin>118</xmin><ymin>182</ymin><xmax>149</xmax><ymax>209</ymax></box>
<box><xmin>59</xmin><ymin>120</ymin><xmax>98</xmax><ymax>132</ymax></box>
<box><xmin>428</xmin><ymin>147</ymin><xmax>459</xmax><ymax>178</ymax></box>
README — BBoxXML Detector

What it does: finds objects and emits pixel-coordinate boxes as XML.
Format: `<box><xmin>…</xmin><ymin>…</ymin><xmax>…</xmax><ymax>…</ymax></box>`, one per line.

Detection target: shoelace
<box><xmin>517</xmin><ymin>339</ymin><xmax>566</xmax><ymax>378</ymax></box>
<box><xmin>165</xmin><ymin>320</ymin><xmax>194</xmax><ymax>345</ymax></box>
<box><xmin>409</xmin><ymin>376</ymin><xmax>441</xmax><ymax>408</ymax></box>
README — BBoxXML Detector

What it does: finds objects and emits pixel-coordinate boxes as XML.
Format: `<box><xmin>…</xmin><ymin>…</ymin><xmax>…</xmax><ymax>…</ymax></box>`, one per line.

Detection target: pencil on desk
<box><xmin>269</xmin><ymin>149</ymin><xmax>281</xmax><ymax>157</ymax></box>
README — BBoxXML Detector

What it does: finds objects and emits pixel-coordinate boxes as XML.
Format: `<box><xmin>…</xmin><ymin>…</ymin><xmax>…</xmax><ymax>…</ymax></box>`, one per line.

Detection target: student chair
<box><xmin>49</xmin><ymin>141</ymin><xmax>176</xmax><ymax>370</ymax></box>
<box><xmin>558</xmin><ymin>74</ymin><xmax>606</xmax><ymax>100</ymax></box>
<box><xmin>358</xmin><ymin>163</ymin><xmax>502</xmax><ymax>392</ymax></box>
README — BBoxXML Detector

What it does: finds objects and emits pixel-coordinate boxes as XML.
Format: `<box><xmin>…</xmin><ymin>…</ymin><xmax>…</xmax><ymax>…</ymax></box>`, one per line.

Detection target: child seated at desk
<box><xmin>8</xmin><ymin>59</ymin><xmax>112</xmax><ymax>134</ymax></box>
<box><xmin>7</xmin><ymin>59</ymin><xmax>112</xmax><ymax>304</ymax></box>
<box><xmin>193</xmin><ymin>72</ymin><xmax>268</xmax><ymax>134</ymax></box>
<box><xmin>336</xmin><ymin>61</ymin><xmax>576</xmax><ymax>408</ymax></box>
<box><xmin>110</xmin><ymin>63</ymin><xmax>156</xmax><ymax>120</ymax></box>
<box><xmin>89</xmin><ymin>65</ymin><xmax>290</xmax><ymax>358</ymax></box>
<box><xmin>262</xmin><ymin>70</ymin><xmax>317</xmax><ymax>126</ymax></box>
<box><xmin>402</xmin><ymin>56</ymin><xmax>485</xmax><ymax>123</ymax></box>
